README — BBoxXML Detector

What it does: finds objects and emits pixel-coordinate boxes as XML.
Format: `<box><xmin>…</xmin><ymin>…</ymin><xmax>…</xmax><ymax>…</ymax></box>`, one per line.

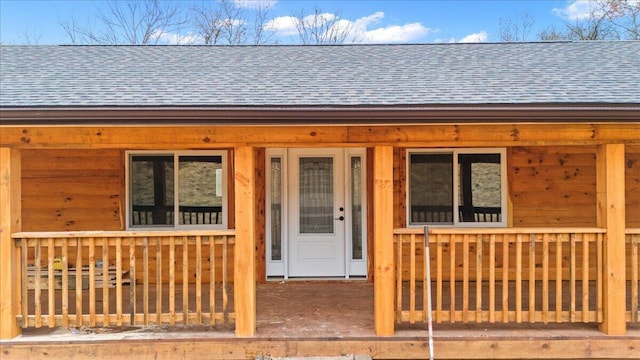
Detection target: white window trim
<box><xmin>125</xmin><ymin>150</ymin><xmax>228</xmax><ymax>230</ymax></box>
<box><xmin>265</xmin><ymin>148</ymin><xmax>288</xmax><ymax>277</ymax></box>
<box><xmin>345</xmin><ymin>148</ymin><xmax>367</xmax><ymax>278</ymax></box>
<box><xmin>406</xmin><ymin>148</ymin><xmax>507</xmax><ymax>228</ymax></box>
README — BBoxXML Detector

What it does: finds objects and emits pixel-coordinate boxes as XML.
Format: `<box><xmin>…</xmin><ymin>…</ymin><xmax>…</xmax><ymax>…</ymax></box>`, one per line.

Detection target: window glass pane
<box><xmin>409</xmin><ymin>154</ymin><xmax>453</xmax><ymax>224</ymax></box>
<box><xmin>299</xmin><ymin>157</ymin><xmax>334</xmax><ymax>234</ymax></box>
<box><xmin>130</xmin><ymin>155</ymin><xmax>174</xmax><ymax>226</ymax></box>
<box><xmin>351</xmin><ymin>157</ymin><xmax>363</xmax><ymax>260</ymax></box>
<box><xmin>458</xmin><ymin>153</ymin><xmax>502</xmax><ymax>223</ymax></box>
<box><xmin>178</xmin><ymin>156</ymin><xmax>223</xmax><ymax>225</ymax></box>
<box><xmin>270</xmin><ymin>158</ymin><xmax>282</xmax><ymax>261</ymax></box>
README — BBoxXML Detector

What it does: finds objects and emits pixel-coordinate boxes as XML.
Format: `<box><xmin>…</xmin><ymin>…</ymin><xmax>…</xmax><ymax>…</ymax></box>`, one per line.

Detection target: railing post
<box><xmin>373</xmin><ymin>146</ymin><xmax>395</xmax><ymax>336</ymax></box>
<box><xmin>234</xmin><ymin>146</ymin><xmax>256</xmax><ymax>336</ymax></box>
<box><xmin>596</xmin><ymin>143</ymin><xmax>626</xmax><ymax>335</ymax></box>
<box><xmin>0</xmin><ymin>147</ymin><xmax>22</xmax><ymax>339</ymax></box>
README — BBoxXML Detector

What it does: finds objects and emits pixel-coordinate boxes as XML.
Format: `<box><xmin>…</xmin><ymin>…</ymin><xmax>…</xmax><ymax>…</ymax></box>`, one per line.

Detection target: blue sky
<box><xmin>0</xmin><ymin>0</ymin><xmax>600</xmax><ymax>44</ymax></box>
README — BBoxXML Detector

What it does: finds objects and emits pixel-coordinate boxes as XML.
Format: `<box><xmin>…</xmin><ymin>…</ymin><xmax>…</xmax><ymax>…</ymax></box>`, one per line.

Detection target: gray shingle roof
<box><xmin>1</xmin><ymin>42</ymin><xmax>639</xmax><ymax>108</ymax></box>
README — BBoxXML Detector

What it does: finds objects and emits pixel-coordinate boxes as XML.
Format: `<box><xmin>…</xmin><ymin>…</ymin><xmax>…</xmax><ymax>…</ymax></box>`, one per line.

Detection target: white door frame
<box><xmin>265</xmin><ymin>148</ymin><xmax>367</xmax><ymax>279</ymax></box>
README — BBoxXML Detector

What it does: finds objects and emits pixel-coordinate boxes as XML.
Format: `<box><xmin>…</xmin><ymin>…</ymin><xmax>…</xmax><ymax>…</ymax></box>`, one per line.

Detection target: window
<box><xmin>408</xmin><ymin>149</ymin><xmax>506</xmax><ymax>227</ymax></box>
<box><xmin>127</xmin><ymin>151</ymin><xmax>227</xmax><ymax>229</ymax></box>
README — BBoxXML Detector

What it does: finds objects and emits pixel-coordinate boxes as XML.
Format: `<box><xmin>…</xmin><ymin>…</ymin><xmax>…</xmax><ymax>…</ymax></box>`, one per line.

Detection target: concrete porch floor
<box><xmin>2</xmin><ymin>282</ymin><xmax>639</xmax><ymax>359</ymax></box>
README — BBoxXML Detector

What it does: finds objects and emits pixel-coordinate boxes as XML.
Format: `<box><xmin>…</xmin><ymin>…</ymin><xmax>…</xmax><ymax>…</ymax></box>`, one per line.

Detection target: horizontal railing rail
<box><xmin>12</xmin><ymin>230</ymin><xmax>235</xmax><ymax>329</ymax></box>
<box><xmin>132</xmin><ymin>206</ymin><xmax>223</xmax><ymax>225</ymax></box>
<box><xmin>394</xmin><ymin>227</ymin><xmax>605</xmax><ymax>325</ymax></box>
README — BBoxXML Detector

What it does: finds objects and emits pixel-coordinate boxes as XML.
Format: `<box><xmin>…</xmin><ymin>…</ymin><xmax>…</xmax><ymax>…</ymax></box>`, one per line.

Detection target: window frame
<box><xmin>406</xmin><ymin>148</ymin><xmax>507</xmax><ymax>228</ymax></box>
<box><xmin>125</xmin><ymin>150</ymin><xmax>228</xmax><ymax>230</ymax></box>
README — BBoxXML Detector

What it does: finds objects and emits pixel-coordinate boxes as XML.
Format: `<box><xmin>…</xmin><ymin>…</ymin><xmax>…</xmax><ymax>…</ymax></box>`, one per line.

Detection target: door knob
<box><xmin>335</xmin><ymin>216</ymin><xmax>345</xmax><ymax>221</ymax></box>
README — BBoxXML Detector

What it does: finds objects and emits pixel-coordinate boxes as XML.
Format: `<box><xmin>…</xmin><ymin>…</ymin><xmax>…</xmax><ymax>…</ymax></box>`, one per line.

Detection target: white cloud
<box><xmin>553</xmin><ymin>0</ymin><xmax>603</xmax><ymax>21</ymax></box>
<box><xmin>353</xmin><ymin>11</ymin><xmax>385</xmax><ymax>28</ymax></box>
<box><xmin>302</xmin><ymin>12</ymin><xmax>337</xmax><ymax>26</ymax></box>
<box><xmin>353</xmin><ymin>11</ymin><xmax>431</xmax><ymax>43</ymax></box>
<box><xmin>267</xmin><ymin>11</ymin><xmax>431</xmax><ymax>43</ymax></box>
<box><xmin>458</xmin><ymin>31</ymin><xmax>488</xmax><ymax>43</ymax></box>
<box><xmin>152</xmin><ymin>30</ymin><xmax>202</xmax><ymax>45</ymax></box>
<box><xmin>265</xmin><ymin>16</ymin><xmax>299</xmax><ymax>36</ymax></box>
<box><xmin>359</xmin><ymin>22</ymin><xmax>431</xmax><ymax>43</ymax></box>
<box><xmin>232</xmin><ymin>0</ymin><xmax>276</xmax><ymax>10</ymax></box>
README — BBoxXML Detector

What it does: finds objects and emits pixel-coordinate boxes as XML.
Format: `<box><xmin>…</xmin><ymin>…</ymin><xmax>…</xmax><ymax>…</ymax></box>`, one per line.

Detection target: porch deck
<box><xmin>2</xmin><ymin>282</ymin><xmax>639</xmax><ymax>360</ymax></box>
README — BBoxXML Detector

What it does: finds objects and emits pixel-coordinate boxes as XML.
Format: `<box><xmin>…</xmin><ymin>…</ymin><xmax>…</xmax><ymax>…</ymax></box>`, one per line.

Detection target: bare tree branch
<box><xmin>191</xmin><ymin>0</ymin><xmax>274</xmax><ymax>45</ymax></box>
<box><xmin>498</xmin><ymin>11</ymin><xmax>535</xmax><ymax>42</ymax></box>
<box><xmin>60</xmin><ymin>0</ymin><xmax>187</xmax><ymax>45</ymax></box>
<box><xmin>19</xmin><ymin>26</ymin><xmax>43</xmax><ymax>45</ymax></box>
<box><xmin>293</xmin><ymin>7</ymin><xmax>358</xmax><ymax>45</ymax></box>
<box><xmin>565</xmin><ymin>9</ymin><xmax>619</xmax><ymax>40</ymax></box>
<box><xmin>598</xmin><ymin>0</ymin><xmax>640</xmax><ymax>39</ymax></box>
<box><xmin>537</xmin><ymin>24</ymin><xmax>570</xmax><ymax>41</ymax></box>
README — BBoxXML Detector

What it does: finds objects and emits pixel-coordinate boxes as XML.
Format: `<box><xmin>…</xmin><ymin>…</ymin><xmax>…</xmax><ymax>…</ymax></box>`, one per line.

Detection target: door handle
<box><xmin>335</xmin><ymin>216</ymin><xmax>345</xmax><ymax>221</ymax></box>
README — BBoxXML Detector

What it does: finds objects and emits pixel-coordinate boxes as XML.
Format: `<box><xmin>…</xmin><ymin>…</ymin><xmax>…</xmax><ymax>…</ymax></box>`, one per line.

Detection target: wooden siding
<box><xmin>627</xmin><ymin>151</ymin><xmax>640</xmax><ymax>227</ymax></box>
<box><xmin>510</xmin><ymin>146</ymin><xmax>598</xmax><ymax>227</ymax></box>
<box><xmin>393</xmin><ymin>146</ymin><xmax>604</xmax><ymax>228</ymax></box>
<box><xmin>16</xmin><ymin>145</ymin><xmax>639</xmax><ymax>285</ymax></box>
<box><xmin>20</xmin><ymin>149</ymin><xmax>235</xmax><ymax>284</ymax></box>
<box><xmin>21</xmin><ymin>149</ymin><xmax>123</xmax><ymax>231</ymax></box>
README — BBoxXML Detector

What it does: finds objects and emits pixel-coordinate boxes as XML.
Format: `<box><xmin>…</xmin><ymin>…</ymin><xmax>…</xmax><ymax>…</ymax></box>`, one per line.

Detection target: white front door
<box><xmin>288</xmin><ymin>148</ymin><xmax>346</xmax><ymax>277</ymax></box>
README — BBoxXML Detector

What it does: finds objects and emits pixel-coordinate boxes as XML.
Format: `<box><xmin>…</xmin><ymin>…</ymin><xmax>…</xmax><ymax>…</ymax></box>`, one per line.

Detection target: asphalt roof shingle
<box><xmin>1</xmin><ymin>42</ymin><xmax>639</xmax><ymax>108</ymax></box>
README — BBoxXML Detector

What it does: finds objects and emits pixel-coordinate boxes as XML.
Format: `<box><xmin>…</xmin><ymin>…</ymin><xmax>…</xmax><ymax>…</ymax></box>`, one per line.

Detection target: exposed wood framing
<box><xmin>366</xmin><ymin>147</ymin><xmax>374</xmax><ymax>282</ymax></box>
<box><xmin>0</xmin><ymin>148</ymin><xmax>22</xmax><ymax>339</ymax></box>
<box><xmin>2</xmin><ymin>124</ymin><xmax>640</xmax><ymax>149</ymax></box>
<box><xmin>234</xmin><ymin>146</ymin><xmax>256</xmax><ymax>336</ymax></box>
<box><xmin>255</xmin><ymin>148</ymin><xmax>266</xmax><ymax>284</ymax></box>
<box><xmin>373</xmin><ymin>146</ymin><xmax>394</xmax><ymax>336</ymax></box>
<box><xmin>596</xmin><ymin>143</ymin><xmax>626</xmax><ymax>335</ymax></box>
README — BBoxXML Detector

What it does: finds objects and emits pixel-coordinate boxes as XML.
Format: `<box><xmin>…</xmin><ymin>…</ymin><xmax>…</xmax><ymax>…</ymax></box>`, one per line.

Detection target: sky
<box><xmin>0</xmin><ymin>0</ymin><xmax>604</xmax><ymax>45</ymax></box>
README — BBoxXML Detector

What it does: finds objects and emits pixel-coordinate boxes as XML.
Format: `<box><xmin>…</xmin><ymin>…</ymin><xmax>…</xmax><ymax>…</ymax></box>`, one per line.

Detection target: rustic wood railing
<box><xmin>394</xmin><ymin>228</ymin><xmax>606</xmax><ymax>324</ymax></box>
<box><xmin>12</xmin><ymin>230</ymin><xmax>235</xmax><ymax>329</ymax></box>
<box><xmin>628</xmin><ymin>229</ymin><xmax>640</xmax><ymax>324</ymax></box>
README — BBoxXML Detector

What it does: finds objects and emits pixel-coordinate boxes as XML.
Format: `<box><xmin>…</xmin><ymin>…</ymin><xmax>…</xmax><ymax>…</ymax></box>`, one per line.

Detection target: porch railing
<box><xmin>394</xmin><ymin>227</ymin><xmax>606</xmax><ymax>325</ymax></box>
<box><xmin>12</xmin><ymin>230</ymin><xmax>235</xmax><ymax>329</ymax></box>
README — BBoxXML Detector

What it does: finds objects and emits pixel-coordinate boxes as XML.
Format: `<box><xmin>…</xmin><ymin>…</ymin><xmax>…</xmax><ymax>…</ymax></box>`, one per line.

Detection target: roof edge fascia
<box><xmin>1</xmin><ymin>104</ymin><xmax>639</xmax><ymax>125</ymax></box>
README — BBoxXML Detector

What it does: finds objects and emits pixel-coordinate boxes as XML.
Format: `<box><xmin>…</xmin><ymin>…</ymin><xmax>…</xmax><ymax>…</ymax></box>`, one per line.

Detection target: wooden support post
<box><xmin>373</xmin><ymin>146</ymin><xmax>395</xmax><ymax>336</ymax></box>
<box><xmin>0</xmin><ymin>147</ymin><xmax>21</xmax><ymax>339</ymax></box>
<box><xmin>234</xmin><ymin>146</ymin><xmax>256</xmax><ymax>337</ymax></box>
<box><xmin>596</xmin><ymin>143</ymin><xmax>626</xmax><ymax>335</ymax></box>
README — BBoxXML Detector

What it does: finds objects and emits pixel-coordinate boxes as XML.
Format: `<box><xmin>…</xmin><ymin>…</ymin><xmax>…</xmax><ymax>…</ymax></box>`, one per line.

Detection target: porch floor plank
<box><xmin>2</xmin><ymin>282</ymin><xmax>638</xmax><ymax>359</ymax></box>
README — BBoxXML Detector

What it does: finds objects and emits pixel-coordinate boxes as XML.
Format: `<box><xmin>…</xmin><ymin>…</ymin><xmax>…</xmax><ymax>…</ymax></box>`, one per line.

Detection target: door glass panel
<box><xmin>299</xmin><ymin>157</ymin><xmax>334</xmax><ymax>234</ymax></box>
<box><xmin>130</xmin><ymin>155</ymin><xmax>174</xmax><ymax>226</ymax></box>
<box><xmin>270</xmin><ymin>157</ymin><xmax>282</xmax><ymax>261</ymax></box>
<box><xmin>351</xmin><ymin>157</ymin><xmax>363</xmax><ymax>260</ymax></box>
<box><xmin>178</xmin><ymin>156</ymin><xmax>223</xmax><ymax>225</ymax></box>
<box><xmin>409</xmin><ymin>153</ymin><xmax>454</xmax><ymax>224</ymax></box>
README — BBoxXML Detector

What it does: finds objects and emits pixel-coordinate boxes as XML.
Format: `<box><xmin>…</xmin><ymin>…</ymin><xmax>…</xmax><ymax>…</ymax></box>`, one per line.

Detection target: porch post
<box><xmin>373</xmin><ymin>146</ymin><xmax>395</xmax><ymax>336</ymax></box>
<box><xmin>0</xmin><ymin>147</ymin><xmax>22</xmax><ymax>339</ymax></box>
<box><xmin>596</xmin><ymin>143</ymin><xmax>626</xmax><ymax>335</ymax></box>
<box><xmin>234</xmin><ymin>146</ymin><xmax>256</xmax><ymax>337</ymax></box>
